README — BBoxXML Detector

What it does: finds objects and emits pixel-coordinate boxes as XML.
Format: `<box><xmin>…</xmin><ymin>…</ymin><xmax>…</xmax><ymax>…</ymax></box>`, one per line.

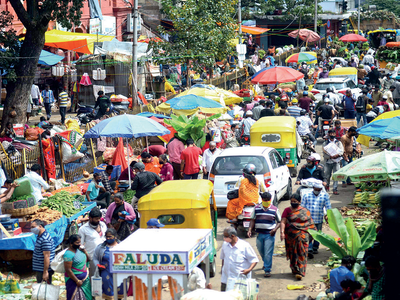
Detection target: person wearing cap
<box><xmin>377</xmin><ymin>95</ymin><xmax>390</xmax><ymax>108</ymax></box>
<box><xmin>147</xmin><ymin>218</ymin><xmax>165</xmax><ymax>229</ymax></box>
<box><xmin>355</xmin><ymin>89</ymin><xmax>369</xmax><ymax>127</ymax></box>
<box><xmin>238</xmin><ymin>111</ymin><xmax>256</xmax><ymax>145</ymax></box>
<box><xmin>302</xmin><ymin>181</ymin><xmax>331</xmax><ymax>257</ymax></box>
<box><xmin>130</xmin><ymin>162</ymin><xmax>162</xmax><ymax>204</ymax></box>
<box><xmin>251</xmin><ymin>100</ymin><xmax>265</xmax><ymax>120</ymax></box>
<box><xmin>287</xmin><ymin>99</ymin><xmax>302</xmax><ymax>119</ymax></box>
<box><xmin>319</xmin><ymin>67</ymin><xmax>329</xmax><ymax>79</ymax></box>
<box><xmin>24</xmin><ymin>164</ymin><xmax>50</xmax><ymax>203</ymax></box>
<box><xmin>298</xmin><ymin>91</ymin><xmax>313</xmax><ymax>113</ymax></box>
<box><xmin>296</xmin><ymin>156</ymin><xmax>327</xmax><ymax>191</ymax></box>
<box><xmin>317</xmin><ymin>96</ymin><xmax>335</xmax><ymax>130</ymax></box>
<box><xmin>94</xmin><ymin>91</ymin><xmax>111</xmax><ymax>119</ymax></box>
<box><xmin>357</xmin><ymin>64</ymin><xmax>367</xmax><ymax>80</ymax></box>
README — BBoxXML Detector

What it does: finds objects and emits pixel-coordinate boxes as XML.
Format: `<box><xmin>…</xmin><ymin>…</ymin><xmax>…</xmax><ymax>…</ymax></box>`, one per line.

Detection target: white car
<box><xmin>209</xmin><ymin>147</ymin><xmax>292</xmax><ymax>208</ymax></box>
<box><xmin>312</xmin><ymin>78</ymin><xmax>361</xmax><ymax>102</ymax></box>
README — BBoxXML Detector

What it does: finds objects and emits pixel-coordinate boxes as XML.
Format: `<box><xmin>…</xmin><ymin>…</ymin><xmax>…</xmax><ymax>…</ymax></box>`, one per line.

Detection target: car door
<box><xmin>272</xmin><ymin>150</ymin><xmax>289</xmax><ymax>199</ymax></box>
<box><xmin>268</xmin><ymin>151</ymin><xmax>281</xmax><ymax>195</ymax></box>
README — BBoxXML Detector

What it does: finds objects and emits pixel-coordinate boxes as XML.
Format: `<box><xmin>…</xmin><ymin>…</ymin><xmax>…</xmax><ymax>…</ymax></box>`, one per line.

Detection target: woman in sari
<box><xmin>280</xmin><ymin>193</ymin><xmax>315</xmax><ymax>280</ymax></box>
<box><xmin>226</xmin><ymin>163</ymin><xmax>267</xmax><ymax>221</ymax></box>
<box><xmin>63</xmin><ymin>234</ymin><xmax>91</xmax><ymax>300</ymax></box>
<box><xmin>105</xmin><ymin>194</ymin><xmax>136</xmax><ymax>241</ymax></box>
<box><xmin>93</xmin><ymin>228</ymin><xmax>125</xmax><ymax>299</ymax></box>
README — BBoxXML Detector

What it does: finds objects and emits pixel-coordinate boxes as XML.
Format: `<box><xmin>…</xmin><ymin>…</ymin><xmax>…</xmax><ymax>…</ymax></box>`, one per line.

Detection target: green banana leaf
<box><xmin>327</xmin><ymin>209</ymin><xmax>350</xmax><ymax>252</ymax></box>
<box><xmin>345</xmin><ymin>218</ymin><xmax>361</xmax><ymax>258</ymax></box>
<box><xmin>360</xmin><ymin>221</ymin><xmax>377</xmax><ymax>252</ymax></box>
<box><xmin>352</xmin><ymin>263</ymin><xmax>366</xmax><ymax>286</ymax></box>
<box><xmin>308</xmin><ymin>230</ymin><xmax>347</xmax><ymax>258</ymax></box>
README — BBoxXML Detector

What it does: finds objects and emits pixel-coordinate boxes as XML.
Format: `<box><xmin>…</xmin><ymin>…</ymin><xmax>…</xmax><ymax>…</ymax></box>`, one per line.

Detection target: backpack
<box><xmin>355</xmin><ymin>95</ymin><xmax>366</xmax><ymax>112</ymax></box>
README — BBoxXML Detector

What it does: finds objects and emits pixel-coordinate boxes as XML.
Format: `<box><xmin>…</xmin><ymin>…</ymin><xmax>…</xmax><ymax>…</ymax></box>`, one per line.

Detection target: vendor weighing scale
<box><xmin>110</xmin><ymin>228</ymin><xmax>213</xmax><ymax>300</ymax></box>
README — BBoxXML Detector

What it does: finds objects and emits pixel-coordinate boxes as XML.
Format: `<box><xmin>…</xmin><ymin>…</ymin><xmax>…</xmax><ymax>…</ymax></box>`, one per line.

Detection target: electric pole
<box><xmin>238</xmin><ymin>0</ymin><xmax>242</xmax><ymax>44</ymax></box>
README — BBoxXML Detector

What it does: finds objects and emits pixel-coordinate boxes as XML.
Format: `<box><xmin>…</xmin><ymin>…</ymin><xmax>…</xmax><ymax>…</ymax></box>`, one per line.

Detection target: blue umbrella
<box><xmin>166</xmin><ymin>94</ymin><xmax>224</xmax><ymax>110</ymax></box>
<box><xmin>84</xmin><ymin>114</ymin><xmax>170</xmax><ymax>138</ymax></box>
<box><xmin>357</xmin><ymin>116</ymin><xmax>400</xmax><ymax>139</ymax></box>
<box><xmin>136</xmin><ymin>112</ymin><xmax>171</xmax><ymax>119</ymax></box>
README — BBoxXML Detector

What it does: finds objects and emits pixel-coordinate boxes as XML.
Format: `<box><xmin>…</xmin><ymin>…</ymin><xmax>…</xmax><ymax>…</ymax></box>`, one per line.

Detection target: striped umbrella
<box><xmin>285</xmin><ymin>52</ymin><xmax>317</xmax><ymax>64</ymax></box>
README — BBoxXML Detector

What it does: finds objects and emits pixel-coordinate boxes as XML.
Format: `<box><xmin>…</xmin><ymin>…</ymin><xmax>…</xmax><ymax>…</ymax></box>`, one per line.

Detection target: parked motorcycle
<box><xmin>231</xmin><ymin>205</ymin><xmax>257</xmax><ymax>237</ymax></box>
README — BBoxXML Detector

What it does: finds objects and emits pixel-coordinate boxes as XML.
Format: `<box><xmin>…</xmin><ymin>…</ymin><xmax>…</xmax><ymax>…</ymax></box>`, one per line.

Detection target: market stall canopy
<box><xmin>163</xmin><ymin>95</ymin><xmax>228</xmax><ymax>116</ymax></box>
<box><xmin>285</xmin><ymin>52</ymin><xmax>317</xmax><ymax>64</ymax></box>
<box><xmin>178</xmin><ymin>85</ymin><xmax>242</xmax><ymax>106</ymax></box>
<box><xmin>339</xmin><ymin>34</ymin><xmax>368</xmax><ymax>43</ymax></box>
<box><xmin>84</xmin><ymin>114</ymin><xmax>170</xmax><ymax>138</ymax></box>
<box><xmin>288</xmin><ymin>29</ymin><xmax>320</xmax><ymax>43</ymax></box>
<box><xmin>251</xmin><ymin>66</ymin><xmax>304</xmax><ymax>85</ymax></box>
<box><xmin>332</xmin><ymin>150</ymin><xmax>400</xmax><ymax>182</ymax></box>
<box><xmin>44</xmin><ymin>30</ymin><xmax>115</xmax><ymax>54</ymax></box>
<box><xmin>357</xmin><ymin>110</ymin><xmax>400</xmax><ymax>147</ymax></box>
<box><xmin>241</xmin><ymin>26</ymin><xmax>269</xmax><ymax>35</ymax></box>
<box><xmin>357</xmin><ymin>116</ymin><xmax>400</xmax><ymax>140</ymax></box>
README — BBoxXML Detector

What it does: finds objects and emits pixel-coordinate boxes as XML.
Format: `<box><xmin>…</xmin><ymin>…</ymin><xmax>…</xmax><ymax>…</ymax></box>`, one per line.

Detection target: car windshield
<box><xmin>314</xmin><ymin>82</ymin><xmax>345</xmax><ymax>91</ymax></box>
<box><xmin>211</xmin><ymin>155</ymin><xmax>270</xmax><ymax>175</ymax></box>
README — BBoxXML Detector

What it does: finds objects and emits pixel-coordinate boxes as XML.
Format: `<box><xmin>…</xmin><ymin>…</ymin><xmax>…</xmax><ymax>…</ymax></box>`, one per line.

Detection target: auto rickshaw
<box><xmin>250</xmin><ymin>116</ymin><xmax>301</xmax><ymax>177</ymax></box>
<box><xmin>138</xmin><ymin>179</ymin><xmax>218</xmax><ymax>277</ymax></box>
<box><xmin>329</xmin><ymin>67</ymin><xmax>358</xmax><ymax>85</ymax></box>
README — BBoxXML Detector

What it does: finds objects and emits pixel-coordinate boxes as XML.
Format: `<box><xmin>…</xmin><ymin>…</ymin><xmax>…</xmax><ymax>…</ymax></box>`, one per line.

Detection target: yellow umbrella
<box><xmin>179</xmin><ymin>86</ymin><xmax>243</xmax><ymax>105</ymax></box>
<box><xmin>357</xmin><ymin>110</ymin><xmax>400</xmax><ymax>147</ymax></box>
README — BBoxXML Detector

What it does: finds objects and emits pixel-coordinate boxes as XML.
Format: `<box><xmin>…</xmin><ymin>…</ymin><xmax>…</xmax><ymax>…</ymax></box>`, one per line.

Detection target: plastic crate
<box><xmin>0</xmin><ymin>219</ymin><xmax>19</xmax><ymax>230</ymax></box>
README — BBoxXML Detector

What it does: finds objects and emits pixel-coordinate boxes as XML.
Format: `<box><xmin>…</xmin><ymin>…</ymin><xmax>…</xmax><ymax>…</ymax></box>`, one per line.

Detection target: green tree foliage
<box><xmin>150</xmin><ymin>0</ymin><xmax>238</xmax><ymax>71</ymax></box>
<box><xmin>366</xmin><ymin>0</ymin><xmax>400</xmax><ymax>18</ymax></box>
<box><xmin>1</xmin><ymin>0</ymin><xmax>83</xmax><ymax>127</ymax></box>
<box><xmin>0</xmin><ymin>12</ymin><xmax>19</xmax><ymax>81</ymax></box>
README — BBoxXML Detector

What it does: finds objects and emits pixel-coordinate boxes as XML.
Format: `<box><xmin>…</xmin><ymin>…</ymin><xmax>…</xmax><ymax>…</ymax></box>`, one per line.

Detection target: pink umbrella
<box><xmin>289</xmin><ymin>29</ymin><xmax>320</xmax><ymax>43</ymax></box>
<box><xmin>339</xmin><ymin>34</ymin><xmax>367</xmax><ymax>43</ymax></box>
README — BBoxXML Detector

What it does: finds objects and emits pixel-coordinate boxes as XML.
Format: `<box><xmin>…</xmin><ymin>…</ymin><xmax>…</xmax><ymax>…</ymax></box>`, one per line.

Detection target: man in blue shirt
<box><xmin>329</xmin><ymin>255</ymin><xmax>356</xmax><ymax>293</ymax></box>
<box><xmin>248</xmin><ymin>192</ymin><xmax>281</xmax><ymax>277</ymax></box>
<box><xmin>342</xmin><ymin>90</ymin><xmax>356</xmax><ymax>119</ymax></box>
<box><xmin>31</xmin><ymin>219</ymin><xmax>55</xmax><ymax>283</ymax></box>
<box><xmin>41</xmin><ymin>85</ymin><xmax>55</xmax><ymax>121</ymax></box>
<box><xmin>302</xmin><ymin>181</ymin><xmax>331</xmax><ymax>257</ymax></box>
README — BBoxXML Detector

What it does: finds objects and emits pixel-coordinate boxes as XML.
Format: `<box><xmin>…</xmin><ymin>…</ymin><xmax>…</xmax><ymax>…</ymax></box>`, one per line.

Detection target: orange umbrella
<box><xmin>241</xmin><ymin>26</ymin><xmax>269</xmax><ymax>35</ymax></box>
<box><xmin>339</xmin><ymin>34</ymin><xmax>367</xmax><ymax>42</ymax></box>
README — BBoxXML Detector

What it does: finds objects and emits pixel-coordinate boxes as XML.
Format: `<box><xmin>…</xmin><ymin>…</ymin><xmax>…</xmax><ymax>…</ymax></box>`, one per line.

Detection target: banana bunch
<box><xmin>353</xmin><ymin>191</ymin><xmax>378</xmax><ymax>205</ymax></box>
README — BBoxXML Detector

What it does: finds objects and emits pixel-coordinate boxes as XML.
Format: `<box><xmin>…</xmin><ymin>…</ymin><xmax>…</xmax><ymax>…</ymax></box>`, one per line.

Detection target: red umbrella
<box><xmin>251</xmin><ymin>66</ymin><xmax>304</xmax><ymax>85</ymax></box>
<box><xmin>339</xmin><ymin>34</ymin><xmax>367</xmax><ymax>43</ymax></box>
<box><xmin>288</xmin><ymin>29</ymin><xmax>320</xmax><ymax>43</ymax></box>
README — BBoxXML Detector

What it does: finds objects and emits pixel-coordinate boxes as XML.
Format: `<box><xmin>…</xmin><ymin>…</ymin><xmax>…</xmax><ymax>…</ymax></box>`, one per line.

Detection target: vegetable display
<box><xmin>7</xmin><ymin>194</ymin><xmax>31</xmax><ymax>203</ymax></box>
<box><xmin>123</xmin><ymin>189</ymin><xmax>136</xmax><ymax>203</ymax></box>
<box><xmin>40</xmin><ymin>191</ymin><xmax>82</xmax><ymax>217</ymax></box>
<box><xmin>25</xmin><ymin>207</ymin><xmax>62</xmax><ymax>224</ymax></box>
<box><xmin>353</xmin><ymin>181</ymin><xmax>386</xmax><ymax>205</ymax></box>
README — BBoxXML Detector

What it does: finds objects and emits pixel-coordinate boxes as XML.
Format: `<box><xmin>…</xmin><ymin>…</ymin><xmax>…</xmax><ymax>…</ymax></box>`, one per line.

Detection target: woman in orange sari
<box><xmin>226</xmin><ymin>164</ymin><xmax>267</xmax><ymax>221</ymax></box>
<box><xmin>280</xmin><ymin>193</ymin><xmax>315</xmax><ymax>280</ymax></box>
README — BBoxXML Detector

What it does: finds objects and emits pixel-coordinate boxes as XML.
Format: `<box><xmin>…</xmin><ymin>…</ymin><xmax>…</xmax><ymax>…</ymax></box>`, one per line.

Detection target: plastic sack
<box><xmin>65</xmin><ymin>119</ymin><xmax>80</xmax><ymax>133</ymax></box>
<box><xmin>91</xmin><ymin>268</ymin><xmax>102</xmax><ymax>297</ymax></box>
<box><xmin>227</xmin><ymin>275</ymin><xmax>259</xmax><ymax>300</ymax></box>
<box><xmin>32</xmin><ymin>282</ymin><xmax>60</xmax><ymax>300</ymax></box>
<box><xmin>51</xmin><ymin>249</ymin><xmax>67</xmax><ymax>273</ymax></box>
<box><xmin>0</xmin><ymin>273</ymin><xmax>21</xmax><ymax>294</ymax></box>
<box><xmin>92</xmin><ymin>68</ymin><xmax>106</xmax><ymax>80</ymax></box>
<box><xmin>25</xmin><ymin>127</ymin><xmax>44</xmax><ymax>141</ymax></box>
<box><xmin>62</xmin><ymin>140</ymin><xmax>84</xmax><ymax>163</ymax></box>
<box><xmin>49</xmin><ymin>178</ymin><xmax>71</xmax><ymax>190</ymax></box>
<box><xmin>80</xmin><ymin>73</ymin><xmax>92</xmax><ymax>86</ymax></box>
<box><xmin>181</xmin><ymin>289</ymin><xmax>243</xmax><ymax>300</ymax></box>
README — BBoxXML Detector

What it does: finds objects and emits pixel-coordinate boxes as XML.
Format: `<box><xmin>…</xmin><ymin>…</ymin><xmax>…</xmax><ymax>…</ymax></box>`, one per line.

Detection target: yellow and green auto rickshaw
<box><xmin>138</xmin><ymin>179</ymin><xmax>218</xmax><ymax>277</ymax></box>
<box><xmin>250</xmin><ymin>116</ymin><xmax>301</xmax><ymax>177</ymax></box>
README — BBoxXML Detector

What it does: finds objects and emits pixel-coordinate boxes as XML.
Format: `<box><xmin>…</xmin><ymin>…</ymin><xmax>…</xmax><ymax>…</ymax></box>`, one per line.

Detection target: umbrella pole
<box><xmin>126</xmin><ymin>138</ymin><xmax>131</xmax><ymax>187</ymax></box>
<box><xmin>146</xmin><ymin>136</ymin><xmax>149</xmax><ymax>152</ymax></box>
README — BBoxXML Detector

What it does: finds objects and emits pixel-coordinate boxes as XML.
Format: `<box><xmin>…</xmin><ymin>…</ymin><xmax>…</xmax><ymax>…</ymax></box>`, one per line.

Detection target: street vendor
<box><xmin>130</xmin><ymin>162</ymin><xmax>162</xmax><ymax>204</ymax></box>
<box><xmin>98</xmin><ymin>165</ymin><xmax>117</xmax><ymax>194</ymax></box>
<box><xmin>86</xmin><ymin>173</ymin><xmax>111</xmax><ymax>208</ymax></box>
<box><xmin>24</xmin><ymin>164</ymin><xmax>50</xmax><ymax>203</ymax></box>
<box><xmin>95</xmin><ymin>91</ymin><xmax>111</xmax><ymax>119</ymax></box>
<box><xmin>141</xmin><ymin>151</ymin><xmax>161</xmax><ymax>175</ymax></box>
<box><xmin>0</xmin><ymin>122</ymin><xmax>16</xmax><ymax>138</ymax></box>
<box><xmin>105</xmin><ymin>194</ymin><xmax>136</xmax><ymax>241</ymax></box>
<box><xmin>0</xmin><ymin>179</ymin><xmax>18</xmax><ymax>206</ymax></box>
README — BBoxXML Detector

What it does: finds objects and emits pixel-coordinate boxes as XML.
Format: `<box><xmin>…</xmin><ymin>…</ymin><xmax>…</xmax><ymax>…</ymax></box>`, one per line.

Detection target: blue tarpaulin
<box><xmin>357</xmin><ymin>116</ymin><xmax>400</xmax><ymax>139</ymax></box>
<box><xmin>38</xmin><ymin>50</ymin><xmax>64</xmax><ymax>66</ymax></box>
<box><xmin>0</xmin><ymin>216</ymin><xmax>67</xmax><ymax>251</ymax></box>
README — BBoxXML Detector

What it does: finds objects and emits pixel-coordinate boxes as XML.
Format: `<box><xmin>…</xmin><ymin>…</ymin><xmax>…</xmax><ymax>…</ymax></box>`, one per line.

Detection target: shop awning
<box><xmin>39</xmin><ymin>50</ymin><xmax>64</xmax><ymax>66</ymax></box>
<box><xmin>44</xmin><ymin>30</ymin><xmax>115</xmax><ymax>54</ymax></box>
<box><xmin>241</xmin><ymin>26</ymin><xmax>269</xmax><ymax>35</ymax></box>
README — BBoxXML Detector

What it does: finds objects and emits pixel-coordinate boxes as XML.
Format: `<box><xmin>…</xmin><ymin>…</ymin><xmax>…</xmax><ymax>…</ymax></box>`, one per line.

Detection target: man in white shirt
<box><xmin>24</xmin><ymin>164</ymin><xmax>49</xmax><ymax>203</ymax></box>
<box><xmin>239</xmin><ymin>111</ymin><xmax>256</xmax><ymax>145</ymax></box>
<box><xmin>31</xmin><ymin>84</ymin><xmax>41</xmax><ymax>106</ymax></box>
<box><xmin>220</xmin><ymin>227</ymin><xmax>258</xmax><ymax>291</ymax></box>
<box><xmin>297</xmin><ymin>110</ymin><xmax>317</xmax><ymax>147</ymax></box>
<box><xmin>202</xmin><ymin>142</ymin><xmax>221</xmax><ymax>179</ymax></box>
<box><xmin>78</xmin><ymin>208</ymin><xmax>107</xmax><ymax>277</ymax></box>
